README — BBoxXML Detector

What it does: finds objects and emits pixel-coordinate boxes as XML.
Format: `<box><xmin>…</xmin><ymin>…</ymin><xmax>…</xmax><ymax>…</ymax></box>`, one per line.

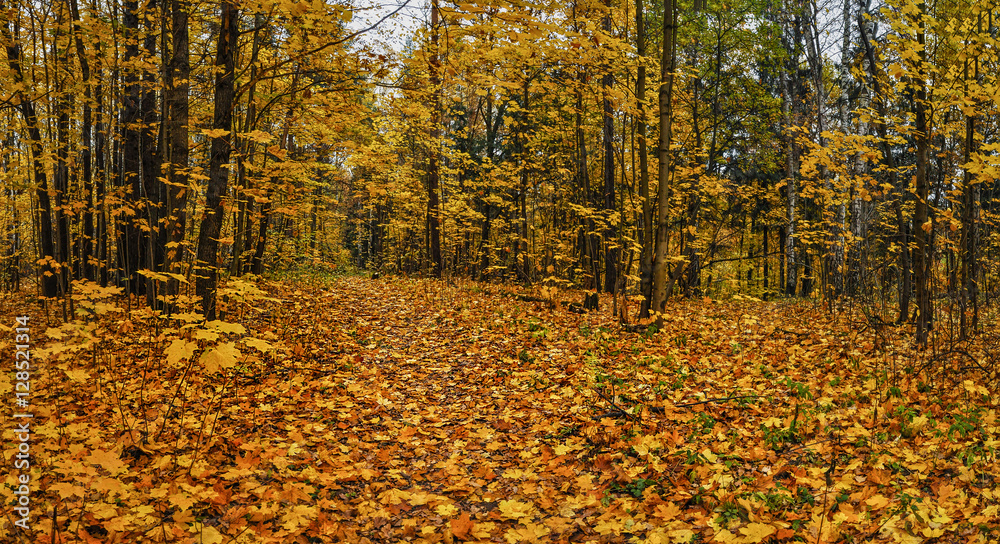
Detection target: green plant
<box><xmin>749</xmin><ymin>490</ymin><xmax>793</xmax><ymax>510</ymax></box>
<box><xmin>527</xmin><ymin>318</ymin><xmax>548</xmax><ymax>338</ymax></box>
<box><xmin>783</xmin><ymin>376</ymin><xmax>812</xmax><ymax>400</ymax></box>
<box><xmin>763</xmin><ymin>405</ymin><xmax>801</xmax><ymax>451</ymax></box>
<box><xmin>695</xmin><ymin>412</ymin><xmax>716</xmax><ymax>434</ymax></box>
<box><xmin>715</xmin><ymin>501</ymin><xmax>748</xmax><ymax>526</ymax></box>
<box><xmin>948</xmin><ymin>409</ymin><xmax>983</xmax><ymax>440</ymax></box>
<box><xmin>613</xmin><ymin>478</ymin><xmax>657</xmax><ymax>498</ymax></box>
<box><xmin>763</xmin><ymin>425</ymin><xmax>800</xmax><ymax>450</ymax></box>
<box><xmin>796</xmin><ymin>486</ymin><xmax>815</xmax><ymax>506</ymax></box>
<box><xmin>595</xmin><ymin>371</ymin><xmax>625</xmax><ymax>389</ymax></box>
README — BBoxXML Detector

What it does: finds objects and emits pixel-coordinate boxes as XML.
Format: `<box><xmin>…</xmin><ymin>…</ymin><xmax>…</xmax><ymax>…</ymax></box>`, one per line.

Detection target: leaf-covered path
<box><xmin>4</xmin><ymin>276</ymin><xmax>999</xmax><ymax>543</ymax></box>
<box><xmin>293</xmin><ymin>277</ymin><xmax>620</xmax><ymax>542</ymax></box>
<box><xmin>255</xmin><ymin>277</ymin><xmax>1000</xmax><ymax>543</ymax></box>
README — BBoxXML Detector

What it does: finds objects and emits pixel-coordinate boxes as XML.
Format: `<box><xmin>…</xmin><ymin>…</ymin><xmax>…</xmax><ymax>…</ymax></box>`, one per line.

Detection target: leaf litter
<box><xmin>1</xmin><ymin>277</ymin><xmax>998</xmax><ymax>543</ymax></box>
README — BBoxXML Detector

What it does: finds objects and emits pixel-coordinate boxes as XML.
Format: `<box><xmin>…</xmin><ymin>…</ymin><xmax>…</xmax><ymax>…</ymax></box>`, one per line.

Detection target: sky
<box><xmin>348</xmin><ymin>0</ymin><xmax>424</xmax><ymax>53</ymax></box>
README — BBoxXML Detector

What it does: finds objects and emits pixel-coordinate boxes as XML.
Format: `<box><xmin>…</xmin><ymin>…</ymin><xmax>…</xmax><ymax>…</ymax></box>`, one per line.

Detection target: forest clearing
<box><xmin>2</xmin><ymin>275</ymin><xmax>999</xmax><ymax>543</ymax></box>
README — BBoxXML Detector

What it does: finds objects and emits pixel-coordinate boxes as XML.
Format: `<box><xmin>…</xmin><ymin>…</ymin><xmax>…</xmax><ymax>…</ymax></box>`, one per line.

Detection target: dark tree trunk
<box><xmin>912</xmin><ymin>0</ymin><xmax>931</xmax><ymax>346</ymax></box>
<box><xmin>426</xmin><ymin>0</ymin><xmax>443</xmax><ymax>278</ymax></box>
<box><xmin>54</xmin><ymin>4</ymin><xmax>73</xmax><ymax>295</ymax></box>
<box><xmin>69</xmin><ymin>0</ymin><xmax>95</xmax><ymax>281</ymax></box>
<box><xmin>601</xmin><ymin>0</ymin><xmax>618</xmax><ymax>293</ymax></box>
<box><xmin>119</xmin><ymin>0</ymin><xmax>143</xmax><ymax>296</ymax></box>
<box><xmin>651</xmin><ymin>0</ymin><xmax>678</xmax><ymax>316</ymax></box>
<box><xmin>141</xmin><ymin>0</ymin><xmax>162</xmax><ymax>304</ymax></box>
<box><xmin>960</xmin><ymin>14</ymin><xmax>981</xmax><ymax>339</ymax></box>
<box><xmin>636</xmin><ymin>0</ymin><xmax>653</xmax><ymax>318</ymax></box>
<box><xmin>195</xmin><ymin>0</ymin><xmax>238</xmax><ymax>319</ymax></box>
<box><xmin>160</xmin><ymin>0</ymin><xmax>191</xmax><ymax>306</ymax></box>
<box><xmin>163</xmin><ymin>0</ymin><xmax>190</xmax><ymax>285</ymax></box>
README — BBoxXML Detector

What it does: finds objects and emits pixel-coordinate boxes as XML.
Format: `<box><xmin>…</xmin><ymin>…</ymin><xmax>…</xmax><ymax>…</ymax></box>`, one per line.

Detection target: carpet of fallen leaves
<box><xmin>2</xmin><ymin>275</ymin><xmax>999</xmax><ymax>543</ymax></box>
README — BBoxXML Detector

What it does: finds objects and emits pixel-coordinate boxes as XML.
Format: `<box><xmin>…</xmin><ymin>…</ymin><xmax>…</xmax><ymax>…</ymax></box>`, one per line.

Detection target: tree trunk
<box><xmin>195</xmin><ymin>0</ymin><xmax>238</xmax><ymax>319</ymax></box>
<box><xmin>960</xmin><ymin>12</ymin><xmax>981</xmax><ymax>339</ymax></box>
<box><xmin>118</xmin><ymin>0</ymin><xmax>145</xmax><ymax>296</ymax></box>
<box><xmin>426</xmin><ymin>0</ymin><xmax>443</xmax><ymax>278</ymax></box>
<box><xmin>601</xmin><ymin>0</ymin><xmax>618</xmax><ymax>293</ymax></box>
<box><xmin>230</xmin><ymin>12</ymin><xmax>265</xmax><ymax>277</ymax></box>
<box><xmin>68</xmin><ymin>0</ymin><xmax>96</xmax><ymax>282</ymax></box>
<box><xmin>636</xmin><ymin>0</ymin><xmax>653</xmax><ymax>318</ymax></box>
<box><xmin>54</xmin><ymin>2</ymin><xmax>73</xmax><ymax>296</ymax></box>
<box><xmin>912</xmin><ymin>0</ymin><xmax>931</xmax><ymax>347</ymax></box>
<box><xmin>163</xmin><ymin>0</ymin><xmax>190</xmax><ymax>278</ymax></box>
<box><xmin>141</xmin><ymin>0</ymin><xmax>162</xmax><ymax>305</ymax></box>
<box><xmin>781</xmin><ymin>10</ymin><xmax>801</xmax><ymax>297</ymax></box>
<box><xmin>575</xmin><ymin>84</ymin><xmax>599</xmax><ymax>292</ymax></box>
<box><xmin>651</xmin><ymin>0</ymin><xmax>678</xmax><ymax>317</ymax></box>
<box><xmin>858</xmin><ymin>7</ymin><xmax>906</xmax><ymax>322</ymax></box>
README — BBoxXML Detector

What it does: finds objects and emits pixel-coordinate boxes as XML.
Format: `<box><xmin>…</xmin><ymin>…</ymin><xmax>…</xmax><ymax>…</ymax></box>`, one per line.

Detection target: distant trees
<box><xmin>344</xmin><ymin>0</ymin><xmax>1000</xmax><ymax>348</ymax></box>
<box><xmin>0</xmin><ymin>0</ymin><xmax>362</xmax><ymax>315</ymax></box>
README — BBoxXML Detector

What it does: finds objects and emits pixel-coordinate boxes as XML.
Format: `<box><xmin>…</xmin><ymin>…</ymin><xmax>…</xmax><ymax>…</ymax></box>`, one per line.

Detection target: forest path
<box><xmin>306</xmin><ymin>276</ymin><xmax>624</xmax><ymax>542</ymax></box>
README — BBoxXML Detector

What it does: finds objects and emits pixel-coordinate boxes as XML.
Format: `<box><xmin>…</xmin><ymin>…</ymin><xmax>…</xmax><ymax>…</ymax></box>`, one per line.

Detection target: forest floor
<box><xmin>2</xmin><ymin>275</ymin><xmax>999</xmax><ymax>543</ymax></box>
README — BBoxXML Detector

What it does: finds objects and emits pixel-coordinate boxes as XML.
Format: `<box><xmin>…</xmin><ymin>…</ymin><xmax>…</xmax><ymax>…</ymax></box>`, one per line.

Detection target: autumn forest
<box><xmin>1</xmin><ymin>0</ymin><xmax>999</xmax><ymax>542</ymax></box>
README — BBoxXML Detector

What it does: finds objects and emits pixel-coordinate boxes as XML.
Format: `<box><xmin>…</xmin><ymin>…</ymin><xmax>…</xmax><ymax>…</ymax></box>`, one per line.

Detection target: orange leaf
<box><xmin>451</xmin><ymin>512</ymin><xmax>475</xmax><ymax>541</ymax></box>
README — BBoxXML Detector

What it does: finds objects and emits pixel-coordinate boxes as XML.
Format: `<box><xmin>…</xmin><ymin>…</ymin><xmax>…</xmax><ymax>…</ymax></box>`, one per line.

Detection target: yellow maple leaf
<box><xmin>102</xmin><ymin>516</ymin><xmax>131</xmax><ymax>532</ymax></box>
<box><xmin>553</xmin><ymin>443</ymin><xmax>575</xmax><ymax>455</ymax></box>
<box><xmin>436</xmin><ymin>503</ymin><xmax>458</xmax><ymax>517</ymax></box>
<box><xmin>499</xmin><ymin>499</ymin><xmax>534</xmax><ymax>519</ymax></box>
<box><xmin>49</xmin><ymin>482</ymin><xmax>85</xmax><ymax>499</ymax></box>
<box><xmin>199</xmin><ymin>525</ymin><xmax>225</xmax><ymax>544</ymax></box>
<box><xmin>380</xmin><ymin>488</ymin><xmax>410</xmax><ymax>505</ymax></box>
<box><xmin>282</xmin><ymin>504</ymin><xmax>317</xmax><ymax>531</ymax></box>
<box><xmin>409</xmin><ymin>490</ymin><xmax>433</xmax><ymax>505</ymax></box>
<box><xmin>242</xmin><ymin>337</ymin><xmax>273</xmax><ymax>353</ymax></box>
<box><xmin>165</xmin><ymin>339</ymin><xmax>197</xmax><ymax>366</ymax></box>
<box><xmin>169</xmin><ymin>492</ymin><xmax>197</xmax><ymax>511</ymax></box>
<box><xmin>63</xmin><ymin>369</ymin><xmax>90</xmax><ymax>382</ymax></box>
<box><xmin>713</xmin><ymin>528</ymin><xmax>738</xmax><ymax>543</ymax></box>
<box><xmin>92</xmin><ymin>476</ymin><xmax>125</xmax><ymax>495</ymax></box>
<box><xmin>503</xmin><ymin>522</ymin><xmax>549</xmax><ymax>543</ymax></box>
<box><xmin>87</xmin><ymin>449</ymin><xmax>128</xmax><ymax>475</ymax></box>
<box><xmin>865</xmin><ymin>494</ymin><xmax>890</xmax><ymax>510</ymax></box>
<box><xmin>653</xmin><ymin>502</ymin><xmax>681</xmax><ymax>520</ymax></box>
<box><xmin>202</xmin><ymin>128</ymin><xmax>230</xmax><ymax>138</ymax></box>
<box><xmin>205</xmin><ymin>320</ymin><xmax>247</xmax><ymax>334</ymax></box>
<box><xmin>200</xmin><ymin>342</ymin><xmax>241</xmax><ymax>373</ymax></box>
<box><xmin>594</xmin><ymin>518</ymin><xmax>623</xmax><ymax>535</ymax></box>
<box><xmin>701</xmin><ymin>448</ymin><xmax>718</xmax><ymax>463</ymax></box>
<box><xmin>740</xmin><ymin>522</ymin><xmax>776</xmax><ymax>543</ymax></box>
<box><xmin>194</xmin><ymin>329</ymin><xmax>219</xmax><ymax>341</ymax></box>
<box><xmin>241</xmin><ymin>129</ymin><xmax>274</xmax><ymax>144</ymax></box>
